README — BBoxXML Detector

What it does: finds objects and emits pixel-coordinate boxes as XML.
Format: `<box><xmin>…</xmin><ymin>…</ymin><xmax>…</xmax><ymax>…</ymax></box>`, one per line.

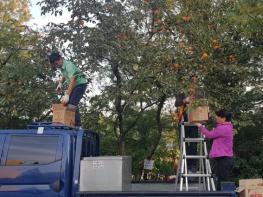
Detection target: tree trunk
<box><xmin>148</xmin><ymin>94</ymin><xmax>166</xmax><ymax>159</ymax></box>
<box><xmin>139</xmin><ymin>94</ymin><xmax>166</xmax><ymax>179</ymax></box>
<box><xmin>112</xmin><ymin>63</ymin><xmax>126</xmax><ymax>155</ymax></box>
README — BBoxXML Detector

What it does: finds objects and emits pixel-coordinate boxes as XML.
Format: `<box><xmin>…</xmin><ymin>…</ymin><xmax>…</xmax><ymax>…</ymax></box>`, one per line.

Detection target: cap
<box><xmin>49</xmin><ymin>52</ymin><xmax>61</xmax><ymax>64</ymax></box>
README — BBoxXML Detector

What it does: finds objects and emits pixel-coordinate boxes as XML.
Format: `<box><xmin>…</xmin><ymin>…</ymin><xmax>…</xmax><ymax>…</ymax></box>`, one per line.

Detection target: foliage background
<box><xmin>0</xmin><ymin>0</ymin><xmax>262</xmax><ymax>180</ymax></box>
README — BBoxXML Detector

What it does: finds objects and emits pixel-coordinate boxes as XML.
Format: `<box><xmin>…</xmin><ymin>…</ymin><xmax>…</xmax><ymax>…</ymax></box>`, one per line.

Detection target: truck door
<box><xmin>0</xmin><ymin>134</ymin><xmax>63</xmax><ymax>197</ymax></box>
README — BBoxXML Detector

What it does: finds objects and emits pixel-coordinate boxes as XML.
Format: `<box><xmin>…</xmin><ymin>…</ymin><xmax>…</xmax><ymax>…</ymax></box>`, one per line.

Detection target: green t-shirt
<box><xmin>61</xmin><ymin>60</ymin><xmax>87</xmax><ymax>87</ymax></box>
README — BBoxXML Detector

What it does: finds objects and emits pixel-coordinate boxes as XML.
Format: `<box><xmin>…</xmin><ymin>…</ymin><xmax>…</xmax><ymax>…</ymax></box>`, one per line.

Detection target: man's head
<box><xmin>190</xmin><ymin>73</ymin><xmax>198</xmax><ymax>83</ymax></box>
<box><xmin>49</xmin><ymin>52</ymin><xmax>63</xmax><ymax>68</ymax></box>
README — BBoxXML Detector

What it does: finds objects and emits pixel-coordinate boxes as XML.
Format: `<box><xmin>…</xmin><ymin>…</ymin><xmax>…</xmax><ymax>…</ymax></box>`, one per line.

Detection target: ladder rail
<box><xmin>180</xmin><ymin>151</ymin><xmax>185</xmax><ymax>191</ymax></box>
<box><xmin>183</xmin><ymin>141</ymin><xmax>189</xmax><ymax>191</ymax></box>
<box><xmin>203</xmin><ymin>138</ymin><xmax>216</xmax><ymax>191</ymax></box>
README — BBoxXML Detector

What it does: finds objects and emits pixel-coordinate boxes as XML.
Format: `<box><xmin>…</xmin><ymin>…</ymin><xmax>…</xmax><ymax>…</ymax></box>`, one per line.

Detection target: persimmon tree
<box><xmin>39</xmin><ymin>0</ymin><xmax>262</xmax><ymax>159</ymax></box>
<box><xmin>39</xmin><ymin>0</ymin><xmax>186</xmax><ymax>155</ymax></box>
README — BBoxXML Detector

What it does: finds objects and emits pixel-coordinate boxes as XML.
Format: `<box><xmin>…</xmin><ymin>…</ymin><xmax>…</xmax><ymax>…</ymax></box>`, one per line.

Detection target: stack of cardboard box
<box><xmin>237</xmin><ymin>179</ymin><xmax>263</xmax><ymax>197</ymax></box>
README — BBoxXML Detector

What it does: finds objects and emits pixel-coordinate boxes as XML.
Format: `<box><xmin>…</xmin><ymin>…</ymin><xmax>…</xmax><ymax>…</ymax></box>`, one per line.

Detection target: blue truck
<box><xmin>0</xmin><ymin>123</ymin><xmax>235</xmax><ymax>197</ymax></box>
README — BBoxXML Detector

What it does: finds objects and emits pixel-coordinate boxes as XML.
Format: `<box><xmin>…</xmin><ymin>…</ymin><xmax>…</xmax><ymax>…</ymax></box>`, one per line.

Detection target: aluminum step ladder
<box><xmin>175</xmin><ymin>121</ymin><xmax>216</xmax><ymax>191</ymax></box>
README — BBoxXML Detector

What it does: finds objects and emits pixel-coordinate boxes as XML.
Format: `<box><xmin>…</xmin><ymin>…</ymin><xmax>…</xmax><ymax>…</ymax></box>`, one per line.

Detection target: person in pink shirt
<box><xmin>194</xmin><ymin>109</ymin><xmax>234</xmax><ymax>191</ymax></box>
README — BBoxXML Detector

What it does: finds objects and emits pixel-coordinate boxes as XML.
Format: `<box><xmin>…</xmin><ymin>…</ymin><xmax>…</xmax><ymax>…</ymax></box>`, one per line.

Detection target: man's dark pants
<box><xmin>185</xmin><ymin>126</ymin><xmax>198</xmax><ymax>172</ymax></box>
<box><xmin>178</xmin><ymin>124</ymin><xmax>198</xmax><ymax>173</ymax></box>
<box><xmin>69</xmin><ymin>83</ymin><xmax>87</xmax><ymax>127</ymax></box>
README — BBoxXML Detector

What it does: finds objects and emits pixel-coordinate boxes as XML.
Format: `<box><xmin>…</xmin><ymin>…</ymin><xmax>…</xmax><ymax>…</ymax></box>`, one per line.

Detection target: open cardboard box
<box><xmin>52</xmin><ymin>103</ymin><xmax>76</xmax><ymax>127</ymax></box>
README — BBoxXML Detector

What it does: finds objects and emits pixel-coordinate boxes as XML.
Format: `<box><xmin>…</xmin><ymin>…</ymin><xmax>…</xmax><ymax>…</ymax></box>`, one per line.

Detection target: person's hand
<box><xmin>194</xmin><ymin>122</ymin><xmax>202</xmax><ymax>128</ymax></box>
<box><xmin>189</xmin><ymin>95</ymin><xmax>195</xmax><ymax>100</ymax></box>
<box><xmin>183</xmin><ymin>96</ymin><xmax>191</xmax><ymax>104</ymax></box>
<box><xmin>56</xmin><ymin>82</ymin><xmax>63</xmax><ymax>94</ymax></box>
<box><xmin>61</xmin><ymin>94</ymin><xmax>69</xmax><ymax>105</ymax></box>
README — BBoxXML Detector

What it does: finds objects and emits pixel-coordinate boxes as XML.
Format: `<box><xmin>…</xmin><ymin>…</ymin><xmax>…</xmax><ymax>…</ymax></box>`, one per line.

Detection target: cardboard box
<box><xmin>239</xmin><ymin>186</ymin><xmax>263</xmax><ymax>197</ymax></box>
<box><xmin>248</xmin><ymin>187</ymin><xmax>263</xmax><ymax>197</ymax></box>
<box><xmin>238</xmin><ymin>179</ymin><xmax>263</xmax><ymax>197</ymax></box>
<box><xmin>239</xmin><ymin>179</ymin><xmax>263</xmax><ymax>188</ymax></box>
<box><xmin>52</xmin><ymin>103</ymin><xmax>76</xmax><ymax>127</ymax></box>
<box><xmin>188</xmin><ymin>105</ymin><xmax>209</xmax><ymax>122</ymax></box>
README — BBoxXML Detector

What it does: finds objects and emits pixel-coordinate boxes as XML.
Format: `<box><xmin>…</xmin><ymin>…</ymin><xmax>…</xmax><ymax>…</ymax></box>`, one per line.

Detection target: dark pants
<box><xmin>185</xmin><ymin>126</ymin><xmax>198</xmax><ymax>172</ymax></box>
<box><xmin>213</xmin><ymin>157</ymin><xmax>233</xmax><ymax>191</ymax></box>
<box><xmin>69</xmin><ymin>84</ymin><xmax>87</xmax><ymax>127</ymax></box>
<box><xmin>178</xmin><ymin>125</ymin><xmax>198</xmax><ymax>172</ymax></box>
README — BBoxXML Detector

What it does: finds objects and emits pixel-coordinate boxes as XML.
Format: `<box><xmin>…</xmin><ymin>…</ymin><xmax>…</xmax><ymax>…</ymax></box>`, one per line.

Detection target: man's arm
<box><xmin>61</xmin><ymin>76</ymin><xmax>75</xmax><ymax>105</ymax></box>
<box><xmin>175</xmin><ymin>93</ymin><xmax>192</xmax><ymax>107</ymax></box>
<box><xmin>56</xmin><ymin>76</ymin><xmax>66</xmax><ymax>94</ymax></box>
<box><xmin>66</xmin><ymin>76</ymin><xmax>75</xmax><ymax>96</ymax></box>
<box><xmin>60</xmin><ymin>76</ymin><xmax>65</xmax><ymax>84</ymax></box>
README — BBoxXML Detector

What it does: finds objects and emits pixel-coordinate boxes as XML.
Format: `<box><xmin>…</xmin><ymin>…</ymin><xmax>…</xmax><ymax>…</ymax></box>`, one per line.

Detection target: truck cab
<box><xmin>0</xmin><ymin>123</ymin><xmax>99</xmax><ymax>197</ymax></box>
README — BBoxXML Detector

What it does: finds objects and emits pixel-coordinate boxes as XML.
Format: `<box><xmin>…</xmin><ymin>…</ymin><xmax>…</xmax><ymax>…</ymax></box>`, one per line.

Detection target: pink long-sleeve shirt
<box><xmin>199</xmin><ymin>122</ymin><xmax>233</xmax><ymax>158</ymax></box>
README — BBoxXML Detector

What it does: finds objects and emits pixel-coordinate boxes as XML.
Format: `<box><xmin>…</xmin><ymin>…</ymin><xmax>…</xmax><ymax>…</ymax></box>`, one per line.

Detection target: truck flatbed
<box><xmin>79</xmin><ymin>182</ymin><xmax>235</xmax><ymax>197</ymax></box>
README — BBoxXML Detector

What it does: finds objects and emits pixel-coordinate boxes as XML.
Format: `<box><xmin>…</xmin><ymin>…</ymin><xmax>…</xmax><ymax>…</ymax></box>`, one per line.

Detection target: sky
<box><xmin>28</xmin><ymin>0</ymin><xmax>70</xmax><ymax>29</ymax></box>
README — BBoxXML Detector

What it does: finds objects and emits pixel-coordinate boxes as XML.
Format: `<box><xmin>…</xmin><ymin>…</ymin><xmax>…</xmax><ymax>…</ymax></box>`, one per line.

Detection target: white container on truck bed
<box><xmin>80</xmin><ymin>156</ymin><xmax>132</xmax><ymax>192</ymax></box>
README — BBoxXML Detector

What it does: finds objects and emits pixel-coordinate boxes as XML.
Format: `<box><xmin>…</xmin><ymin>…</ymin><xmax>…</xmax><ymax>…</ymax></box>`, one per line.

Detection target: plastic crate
<box><xmin>221</xmin><ymin>182</ymin><xmax>236</xmax><ymax>191</ymax></box>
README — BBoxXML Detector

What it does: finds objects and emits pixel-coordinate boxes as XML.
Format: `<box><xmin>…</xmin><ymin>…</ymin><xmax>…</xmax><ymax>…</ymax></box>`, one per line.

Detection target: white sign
<box><xmin>144</xmin><ymin>159</ymin><xmax>154</xmax><ymax>170</ymax></box>
<box><xmin>166</xmin><ymin>143</ymin><xmax>174</xmax><ymax>151</ymax></box>
<box><xmin>92</xmin><ymin>160</ymin><xmax>104</xmax><ymax>168</ymax></box>
<box><xmin>37</xmin><ymin>127</ymin><xmax>44</xmax><ymax>134</ymax></box>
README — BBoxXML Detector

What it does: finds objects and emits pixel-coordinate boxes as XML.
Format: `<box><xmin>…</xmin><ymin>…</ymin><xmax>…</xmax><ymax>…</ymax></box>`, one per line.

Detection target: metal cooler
<box><xmin>79</xmin><ymin>156</ymin><xmax>132</xmax><ymax>191</ymax></box>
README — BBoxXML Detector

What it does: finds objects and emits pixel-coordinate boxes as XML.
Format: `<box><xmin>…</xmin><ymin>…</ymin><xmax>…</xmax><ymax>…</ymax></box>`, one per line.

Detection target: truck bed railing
<box><xmin>27</xmin><ymin>122</ymin><xmax>78</xmax><ymax>130</ymax></box>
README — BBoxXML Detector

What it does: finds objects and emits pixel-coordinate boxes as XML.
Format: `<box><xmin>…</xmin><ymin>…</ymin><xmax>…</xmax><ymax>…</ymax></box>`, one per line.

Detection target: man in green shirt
<box><xmin>49</xmin><ymin>52</ymin><xmax>88</xmax><ymax>127</ymax></box>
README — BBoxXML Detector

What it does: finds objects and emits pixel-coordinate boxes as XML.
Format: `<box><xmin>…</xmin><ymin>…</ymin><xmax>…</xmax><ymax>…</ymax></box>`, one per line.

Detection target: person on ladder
<box><xmin>194</xmin><ymin>109</ymin><xmax>234</xmax><ymax>190</ymax></box>
<box><xmin>175</xmin><ymin>74</ymin><xmax>204</xmax><ymax>175</ymax></box>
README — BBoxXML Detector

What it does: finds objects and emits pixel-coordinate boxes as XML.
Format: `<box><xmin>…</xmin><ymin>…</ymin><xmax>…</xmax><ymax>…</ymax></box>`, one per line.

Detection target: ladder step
<box><xmin>184</xmin><ymin>155</ymin><xmax>207</xmax><ymax>159</ymax></box>
<box><xmin>184</xmin><ymin>138</ymin><xmax>205</xmax><ymax>142</ymax></box>
<box><xmin>182</xmin><ymin>174</ymin><xmax>211</xmax><ymax>177</ymax></box>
